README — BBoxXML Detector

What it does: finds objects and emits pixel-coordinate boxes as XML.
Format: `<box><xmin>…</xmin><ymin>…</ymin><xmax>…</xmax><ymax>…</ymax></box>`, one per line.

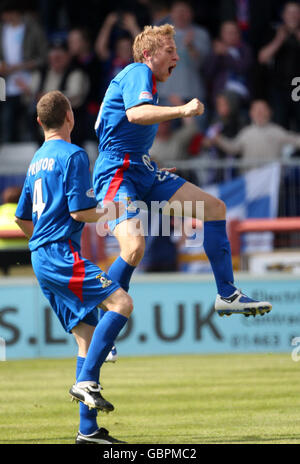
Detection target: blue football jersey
<box><xmin>95</xmin><ymin>63</ymin><xmax>159</xmax><ymax>155</ymax></box>
<box><xmin>15</xmin><ymin>139</ymin><xmax>97</xmax><ymax>251</ymax></box>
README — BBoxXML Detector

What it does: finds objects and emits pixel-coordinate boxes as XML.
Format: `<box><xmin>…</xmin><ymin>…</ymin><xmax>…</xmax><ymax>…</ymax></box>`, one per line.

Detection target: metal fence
<box><xmin>169</xmin><ymin>156</ymin><xmax>300</xmax><ymax>251</ymax></box>
<box><xmin>167</xmin><ymin>156</ymin><xmax>300</xmax><ymax>217</ymax></box>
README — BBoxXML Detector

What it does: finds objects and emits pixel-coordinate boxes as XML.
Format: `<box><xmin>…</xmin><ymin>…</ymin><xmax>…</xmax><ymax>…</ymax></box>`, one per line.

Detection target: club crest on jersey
<box><xmin>125</xmin><ymin>196</ymin><xmax>139</xmax><ymax>213</ymax></box>
<box><xmin>96</xmin><ymin>273</ymin><xmax>112</xmax><ymax>288</ymax></box>
<box><xmin>125</xmin><ymin>196</ymin><xmax>132</xmax><ymax>206</ymax></box>
<box><xmin>86</xmin><ymin>188</ymin><xmax>95</xmax><ymax>198</ymax></box>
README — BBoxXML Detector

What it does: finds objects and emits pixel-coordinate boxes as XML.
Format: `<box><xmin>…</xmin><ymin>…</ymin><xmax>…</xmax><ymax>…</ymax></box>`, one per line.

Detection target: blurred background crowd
<box><xmin>1</xmin><ymin>0</ymin><xmax>300</xmax><ymax>145</ymax></box>
<box><xmin>0</xmin><ymin>0</ymin><xmax>300</xmax><ymax>274</ymax></box>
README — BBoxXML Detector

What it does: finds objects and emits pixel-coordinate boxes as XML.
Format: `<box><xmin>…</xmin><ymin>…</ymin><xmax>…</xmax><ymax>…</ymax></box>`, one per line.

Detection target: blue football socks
<box><xmin>77</xmin><ymin>311</ymin><xmax>128</xmax><ymax>383</ymax></box>
<box><xmin>76</xmin><ymin>356</ymin><xmax>98</xmax><ymax>435</ymax></box>
<box><xmin>107</xmin><ymin>256</ymin><xmax>136</xmax><ymax>292</ymax></box>
<box><xmin>203</xmin><ymin>220</ymin><xmax>235</xmax><ymax>298</ymax></box>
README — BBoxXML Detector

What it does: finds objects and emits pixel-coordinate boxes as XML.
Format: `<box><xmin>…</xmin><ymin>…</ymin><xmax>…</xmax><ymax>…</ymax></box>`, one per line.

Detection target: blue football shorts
<box><xmin>31</xmin><ymin>240</ymin><xmax>120</xmax><ymax>333</ymax></box>
<box><xmin>93</xmin><ymin>152</ymin><xmax>186</xmax><ymax>231</ymax></box>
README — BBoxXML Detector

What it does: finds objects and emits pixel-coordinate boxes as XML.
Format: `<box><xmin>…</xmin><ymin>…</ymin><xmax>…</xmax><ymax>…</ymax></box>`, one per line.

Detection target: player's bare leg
<box><xmin>113</xmin><ymin>217</ymin><xmax>146</xmax><ymax>267</ymax></box>
<box><xmin>100</xmin><ymin>218</ymin><xmax>145</xmax><ymax>363</ymax></box>
<box><xmin>168</xmin><ymin>182</ymin><xmax>272</xmax><ymax>317</ymax></box>
<box><xmin>72</xmin><ymin>321</ymin><xmax>95</xmax><ymax>358</ymax></box>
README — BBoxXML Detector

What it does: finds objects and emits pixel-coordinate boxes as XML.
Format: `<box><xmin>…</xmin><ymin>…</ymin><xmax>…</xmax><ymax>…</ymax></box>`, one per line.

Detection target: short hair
<box><xmin>133</xmin><ymin>24</ymin><xmax>175</xmax><ymax>63</ymax></box>
<box><xmin>37</xmin><ymin>90</ymin><xmax>71</xmax><ymax>130</ymax></box>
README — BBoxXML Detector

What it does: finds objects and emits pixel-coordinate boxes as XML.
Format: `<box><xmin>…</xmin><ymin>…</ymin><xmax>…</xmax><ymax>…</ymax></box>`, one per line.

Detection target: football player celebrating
<box><xmin>93</xmin><ymin>23</ymin><xmax>272</xmax><ymax>339</ymax></box>
<box><xmin>15</xmin><ymin>90</ymin><xmax>129</xmax><ymax>444</ymax></box>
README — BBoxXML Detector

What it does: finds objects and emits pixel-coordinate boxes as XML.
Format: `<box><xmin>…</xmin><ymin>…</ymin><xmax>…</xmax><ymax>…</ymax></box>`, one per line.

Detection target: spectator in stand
<box><xmin>218</xmin><ymin>0</ymin><xmax>286</xmax><ymax>53</ymax></box>
<box><xmin>205</xmin><ymin>20</ymin><xmax>253</xmax><ymax>109</ymax></box>
<box><xmin>202</xmin><ymin>90</ymin><xmax>247</xmax><ymax>182</ymax></box>
<box><xmin>258</xmin><ymin>2</ymin><xmax>300</xmax><ymax>131</ymax></box>
<box><xmin>38</xmin><ymin>0</ymin><xmax>108</xmax><ymax>40</ymax></box>
<box><xmin>149</xmin><ymin>0</ymin><xmax>171</xmax><ymax>26</ymax></box>
<box><xmin>19</xmin><ymin>42</ymin><xmax>90</xmax><ymax>145</ymax></box>
<box><xmin>212</xmin><ymin>100</ymin><xmax>300</xmax><ymax>168</ymax></box>
<box><xmin>95</xmin><ymin>12</ymin><xmax>140</xmax><ymax>86</ymax></box>
<box><xmin>0</xmin><ymin>0</ymin><xmax>48</xmax><ymax>142</ymax></box>
<box><xmin>67</xmin><ymin>27</ymin><xmax>104</xmax><ymax>140</ymax></box>
<box><xmin>158</xmin><ymin>0</ymin><xmax>211</xmax><ymax>130</ymax></box>
<box><xmin>149</xmin><ymin>94</ymin><xmax>199</xmax><ymax>164</ymax></box>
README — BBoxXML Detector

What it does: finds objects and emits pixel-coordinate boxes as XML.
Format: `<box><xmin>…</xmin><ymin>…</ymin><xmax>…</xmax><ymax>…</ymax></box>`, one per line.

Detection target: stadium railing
<box><xmin>228</xmin><ymin>217</ymin><xmax>300</xmax><ymax>257</ymax></box>
<box><xmin>1</xmin><ymin>143</ymin><xmax>300</xmax><ymax>272</ymax></box>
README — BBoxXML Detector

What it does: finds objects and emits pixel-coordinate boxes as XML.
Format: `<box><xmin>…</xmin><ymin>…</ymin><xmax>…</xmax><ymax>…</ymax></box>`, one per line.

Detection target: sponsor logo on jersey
<box><xmin>142</xmin><ymin>154</ymin><xmax>155</xmax><ymax>171</ymax></box>
<box><xmin>139</xmin><ymin>91</ymin><xmax>153</xmax><ymax>101</ymax></box>
<box><xmin>96</xmin><ymin>273</ymin><xmax>112</xmax><ymax>288</ymax></box>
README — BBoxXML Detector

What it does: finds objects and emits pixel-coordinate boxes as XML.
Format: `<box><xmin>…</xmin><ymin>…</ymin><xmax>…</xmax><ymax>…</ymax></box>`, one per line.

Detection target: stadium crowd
<box><xmin>0</xmin><ymin>0</ymin><xmax>300</xmax><ymax>272</ymax></box>
<box><xmin>1</xmin><ymin>0</ymin><xmax>300</xmax><ymax>145</ymax></box>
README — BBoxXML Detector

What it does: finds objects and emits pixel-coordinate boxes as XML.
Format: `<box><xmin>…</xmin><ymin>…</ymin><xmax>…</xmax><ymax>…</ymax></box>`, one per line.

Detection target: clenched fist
<box><xmin>182</xmin><ymin>98</ymin><xmax>205</xmax><ymax>117</ymax></box>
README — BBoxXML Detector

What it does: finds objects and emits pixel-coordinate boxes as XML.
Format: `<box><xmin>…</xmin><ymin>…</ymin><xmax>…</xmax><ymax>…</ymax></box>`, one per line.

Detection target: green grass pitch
<box><xmin>1</xmin><ymin>353</ymin><xmax>300</xmax><ymax>444</ymax></box>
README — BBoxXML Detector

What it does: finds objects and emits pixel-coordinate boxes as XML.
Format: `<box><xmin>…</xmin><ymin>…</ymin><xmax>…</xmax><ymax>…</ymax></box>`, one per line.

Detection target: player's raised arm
<box><xmin>126</xmin><ymin>98</ymin><xmax>204</xmax><ymax>125</ymax></box>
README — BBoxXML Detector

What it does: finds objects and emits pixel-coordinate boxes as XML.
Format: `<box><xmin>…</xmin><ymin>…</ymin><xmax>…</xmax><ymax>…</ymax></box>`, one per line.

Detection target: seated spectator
<box><xmin>0</xmin><ymin>0</ymin><xmax>48</xmax><ymax>142</ymax></box>
<box><xmin>202</xmin><ymin>90</ymin><xmax>247</xmax><ymax>182</ymax></box>
<box><xmin>258</xmin><ymin>2</ymin><xmax>300</xmax><ymax>131</ymax></box>
<box><xmin>158</xmin><ymin>0</ymin><xmax>211</xmax><ymax>130</ymax></box>
<box><xmin>205</xmin><ymin>20</ymin><xmax>253</xmax><ymax>107</ymax></box>
<box><xmin>212</xmin><ymin>100</ymin><xmax>300</xmax><ymax>168</ymax></box>
<box><xmin>67</xmin><ymin>27</ymin><xmax>104</xmax><ymax>140</ymax></box>
<box><xmin>95</xmin><ymin>12</ymin><xmax>140</xmax><ymax>86</ymax></box>
<box><xmin>19</xmin><ymin>42</ymin><xmax>90</xmax><ymax>145</ymax></box>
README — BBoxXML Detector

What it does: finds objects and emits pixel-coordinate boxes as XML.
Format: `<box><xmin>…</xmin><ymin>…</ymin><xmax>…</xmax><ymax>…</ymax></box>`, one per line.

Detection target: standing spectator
<box><xmin>0</xmin><ymin>0</ymin><xmax>48</xmax><ymax>142</ymax></box>
<box><xmin>38</xmin><ymin>0</ymin><xmax>109</xmax><ymax>40</ymax></box>
<box><xmin>67</xmin><ymin>27</ymin><xmax>104</xmax><ymax>140</ymax></box>
<box><xmin>258</xmin><ymin>2</ymin><xmax>300</xmax><ymax>131</ymax></box>
<box><xmin>205</xmin><ymin>20</ymin><xmax>253</xmax><ymax>108</ymax></box>
<box><xmin>218</xmin><ymin>0</ymin><xmax>286</xmax><ymax>52</ymax></box>
<box><xmin>158</xmin><ymin>0</ymin><xmax>211</xmax><ymax>129</ymax></box>
<box><xmin>95</xmin><ymin>11</ymin><xmax>140</xmax><ymax>86</ymax></box>
<box><xmin>149</xmin><ymin>0</ymin><xmax>171</xmax><ymax>26</ymax></box>
<box><xmin>202</xmin><ymin>90</ymin><xmax>247</xmax><ymax>182</ymax></box>
<box><xmin>20</xmin><ymin>42</ymin><xmax>90</xmax><ymax>145</ymax></box>
<box><xmin>112</xmin><ymin>0</ymin><xmax>152</xmax><ymax>29</ymax></box>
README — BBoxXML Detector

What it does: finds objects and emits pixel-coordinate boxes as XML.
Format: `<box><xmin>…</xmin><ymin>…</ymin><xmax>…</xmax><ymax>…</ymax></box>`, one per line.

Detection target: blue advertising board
<box><xmin>0</xmin><ymin>274</ymin><xmax>299</xmax><ymax>360</ymax></box>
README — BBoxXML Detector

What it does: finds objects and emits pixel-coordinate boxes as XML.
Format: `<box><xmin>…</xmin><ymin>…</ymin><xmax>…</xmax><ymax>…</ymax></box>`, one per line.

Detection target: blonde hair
<box><xmin>133</xmin><ymin>24</ymin><xmax>175</xmax><ymax>63</ymax></box>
